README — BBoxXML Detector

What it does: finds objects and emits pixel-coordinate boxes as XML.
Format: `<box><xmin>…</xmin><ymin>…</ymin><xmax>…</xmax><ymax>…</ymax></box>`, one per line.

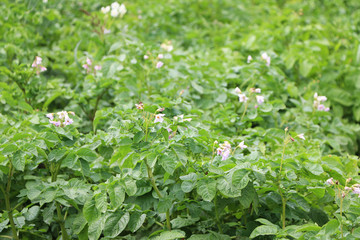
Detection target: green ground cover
<box><xmin>1</xmin><ymin>0</ymin><xmax>360</xmax><ymax>239</ymax></box>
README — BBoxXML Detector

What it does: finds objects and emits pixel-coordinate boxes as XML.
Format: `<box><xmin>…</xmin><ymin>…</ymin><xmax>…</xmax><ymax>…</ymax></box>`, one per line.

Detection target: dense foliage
<box><xmin>1</xmin><ymin>0</ymin><xmax>360</xmax><ymax>239</ymax></box>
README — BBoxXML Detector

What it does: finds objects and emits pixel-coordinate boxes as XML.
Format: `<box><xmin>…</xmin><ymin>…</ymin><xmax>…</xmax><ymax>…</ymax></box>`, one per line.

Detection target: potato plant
<box><xmin>1</xmin><ymin>0</ymin><xmax>360</xmax><ymax>239</ymax></box>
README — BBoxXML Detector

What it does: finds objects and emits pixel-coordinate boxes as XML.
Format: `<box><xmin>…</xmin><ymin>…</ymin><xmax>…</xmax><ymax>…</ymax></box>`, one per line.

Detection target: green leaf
<box><xmin>232</xmin><ymin>169</ymin><xmax>250</xmax><ymax>189</ymax></box>
<box><xmin>249</xmin><ymin>225</ymin><xmax>279</xmax><ymax>239</ymax></box>
<box><xmin>48</xmin><ymin>149</ymin><xmax>67</xmax><ymax>162</ymax></box>
<box><xmin>124</xmin><ymin>177</ymin><xmax>137</xmax><ymax>196</ymax></box>
<box><xmin>324</xmin><ymin>219</ymin><xmax>339</xmax><ymax>236</ymax></box>
<box><xmin>159</xmin><ymin>153</ymin><xmax>177</xmax><ymax>175</ymax></box>
<box><xmin>12</xmin><ymin>151</ymin><xmax>25</xmax><ymax>171</ymax></box>
<box><xmin>127</xmin><ymin>213</ymin><xmax>146</xmax><ymax>233</ymax></box>
<box><xmin>103</xmin><ymin>211</ymin><xmax>130</xmax><ymax>238</ymax></box>
<box><xmin>172</xmin><ymin>144</ymin><xmax>188</xmax><ymax>166</ymax></box>
<box><xmin>304</xmin><ymin>162</ymin><xmax>324</xmax><ymax>175</ymax></box>
<box><xmin>2</xmin><ymin>143</ymin><xmax>18</xmax><ymax>155</ymax></box>
<box><xmin>95</xmin><ymin>192</ymin><xmax>108</xmax><ymax>213</ymax></box>
<box><xmin>77</xmin><ymin>148</ymin><xmax>97</xmax><ymax>162</ymax></box>
<box><xmin>107</xmin><ymin>181</ymin><xmax>125</xmax><ymax>209</ymax></box>
<box><xmin>24</xmin><ymin>205</ymin><xmax>40</xmax><ymax>221</ymax></box>
<box><xmin>83</xmin><ymin>197</ymin><xmax>100</xmax><ymax>225</ymax></box>
<box><xmin>151</xmin><ymin>230</ymin><xmax>186</xmax><ymax>240</ymax></box>
<box><xmin>197</xmin><ymin>178</ymin><xmax>216</xmax><ymax>202</ymax></box>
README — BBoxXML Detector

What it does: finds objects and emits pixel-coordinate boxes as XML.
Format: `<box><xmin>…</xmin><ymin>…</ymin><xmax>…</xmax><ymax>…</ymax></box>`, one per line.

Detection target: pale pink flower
<box><xmin>144</xmin><ymin>55</ymin><xmax>149</xmax><ymax>60</ymax></box>
<box><xmin>255</xmin><ymin>88</ymin><xmax>261</xmax><ymax>93</ymax></box>
<box><xmin>94</xmin><ymin>65</ymin><xmax>102</xmax><ymax>71</ymax></box>
<box><xmin>46</xmin><ymin>113</ymin><xmax>54</xmax><ymax>120</ymax></box>
<box><xmin>156</xmin><ymin>61</ymin><xmax>164</xmax><ymax>68</ymax></box>
<box><xmin>256</xmin><ymin>95</ymin><xmax>264</xmax><ymax>104</ymax></box>
<box><xmin>326</xmin><ymin>178</ymin><xmax>334</xmax><ymax>185</ymax></box>
<box><xmin>49</xmin><ymin>120</ymin><xmax>61</xmax><ymax>127</ymax></box>
<box><xmin>86</xmin><ymin>58</ymin><xmax>92</xmax><ymax>65</ymax></box>
<box><xmin>135</xmin><ymin>103</ymin><xmax>144</xmax><ymax>110</ymax></box>
<box><xmin>238</xmin><ymin>94</ymin><xmax>248</xmax><ymax>103</ymax></box>
<box><xmin>235</xmin><ymin>87</ymin><xmax>241</xmax><ymax>94</ymax></box>
<box><xmin>154</xmin><ymin>114</ymin><xmax>165</xmax><ymax>123</ymax></box>
<box><xmin>82</xmin><ymin>64</ymin><xmax>89</xmax><ymax>70</ymax></box>
<box><xmin>104</xmin><ymin>28</ymin><xmax>111</xmax><ymax>34</ymax></box>
<box><xmin>297</xmin><ymin>133</ymin><xmax>305</xmax><ymax>140</ymax></box>
<box><xmin>40</xmin><ymin>66</ymin><xmax>47</xmax><ymax>72</ymax></box>
<box><xmin>157</xmin><ymin>54</ymin><xmax>164</xmax><ymax>59</ymax></box>
<box><xmin>64</xmin><ymin>117</ymin><xmax>74</xmax><ymax>126</ymax></box>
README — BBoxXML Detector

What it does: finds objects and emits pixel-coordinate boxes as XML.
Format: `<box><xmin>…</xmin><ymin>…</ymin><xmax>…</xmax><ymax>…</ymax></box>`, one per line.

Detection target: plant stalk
<box><xmin>144</xmin><ymin>159</ymin><xmax>171</xmax><ymax>230</ymax></box>
<box><xmin>0</xmin><ymin>163</ymin><xmax>19</xmax><ymax>240</ymax></box>
<box><xmin>51</xmin><ymin>163</ymin><xmax>69</xmax><ymax>240</ymax></box>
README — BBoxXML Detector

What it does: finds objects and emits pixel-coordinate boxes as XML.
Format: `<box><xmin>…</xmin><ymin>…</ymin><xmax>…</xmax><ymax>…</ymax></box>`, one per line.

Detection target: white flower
<box><xmin>158</xmin><ymin>54</ymin><xmax>164</xmax><ymax>59</ymax></box>
<box><xmin>256</xmin><ymin>95</ymin><xmax>264</xmax><ymax>104</ymax></box>
<box><xmin>238</xmin><ymin>94</ymin><xmax>248</xmax><ymax>103</ymax></box>
<box><xmin>161</xmin><ymin>41</ymin><xmax>173</xmax><ymax>52</ymax></box>
<box><xmin>247</xmin><ymin>55</ymin><xmax>252</xmax><ymax>63</ymax></box>
<box><xmin>255</xmin><ymin>88</ymin><xmax>261</xmax><ymax>93</ymax></box>
<box><xmin>261</xmin><ymin>52</ymin><xmax>271</xmax><ymax>66</ymax></box>
<box><xmin>156</xmin><ymin>61</ymin><xmax>164</xmax><ymax>68</ymax></box>
<box><xmin>235</xmin><ymin>87</ymin><xmax>241</xmax><ymax>94</ymax></box>
<box><xmin>238</xmin><ymin>141</ymin><xmax>247</xmax><ymax>150</ymax></box>
<box><xmin>111</xmin><ymin>2</ymin><xmax>120</xmax><ymax>9</ymax></box>
<box><xmin>101</xmin><ymin>6</ymin><xmax>111</xmax><ymax>14</ymax></box>
<box><xmin>43</xmin><ymin>0</ymin><xmax>48</xmax><ymax>3</ymax></box>
<box><xmin>297</xmin><ymin>133</ymin><xmax>305</xmax><ymax>140</ymax></box>
<box><xmin>118</xmin><ymin>4</ymin><xmax>127</xmax><ymax>17</ymax></box>
<box><xmin>154</xmin><ymin>114</ymin><xmax>165</xmax><ymax>123</ymax></box>
<box><xmin>111</xmin><ymin>8</ymin><xmax>119</xmax><ymax>17</ymax></box>
<box><xmin>104</xmin><ymin>28</ymin><xmax>111</xmax><ymax>34</ymax></box>
<box><xmin>57</xmin><ymin>111</ymin><xmax>68</xmax><ymax>120</ymax></box>
<box><xmin>144</xmin><ymin>55</ymin><xmax>149</xmax><ymax>60</ymax></box>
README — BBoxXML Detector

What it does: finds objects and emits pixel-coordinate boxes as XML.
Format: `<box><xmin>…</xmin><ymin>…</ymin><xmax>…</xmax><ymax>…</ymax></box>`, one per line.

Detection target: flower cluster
<box><xmin>101</xmin><ymin>2</ymin><xmax>126</xmax><ymax>18</ymax></box>
<box><xmin>235</xmin><ymin>87</ymin><xmax>264</xmax><ymax>105</ymax></box>
<box><xmin>32</xmin><ymin>56</ymin><xmax>47</xmax><ymax>75</ymax></box>
<box><xmin>46</xmin><ymin>111</ymin><xmax>75</xmax><ymax>127</ymax></box>
<box><xmin>143</xmin><ymin>53</ymin><xmax>165</xmax><ymax>69</ymax></box>
<box><xmin>216</xmin><ymin>141</ymin><xmax>247</xmax><ymax>161</ymax></box>
<box><xmin>313</xmin><ymin>93</ymin><xmax>330</xmax><ymax>111</ymax></box>
<box><xmin>160</xmin><ymin>40</ymin><xmax>174</xmax><ymax>52</ymax></box>
<box><xmin>82</xmin><ymin>57</ymin><xmax>101</xmax><ymax>74</ymax></box>
<box><xmin>326</xmin><ymin>177</ymin><xmax>360</xmax><ymax>198</ymax></box>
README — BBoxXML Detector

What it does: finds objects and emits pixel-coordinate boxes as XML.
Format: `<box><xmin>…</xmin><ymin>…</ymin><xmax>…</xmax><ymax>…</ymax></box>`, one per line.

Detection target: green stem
<box><xmin>240</xmin><ymin>101</ymin><xmax>249</xmax><ymax>122</ymax></box>
<box><xmin>214</xmin><ymin>194</ymin><xmax>223</xmax><ymax>233</ymax></box>
<box><xmin>278</xmin><ymin>129</ymin><xmax>289</xmax><ymax>229</ymax></box>
<box><xmin>3</xmin><ymin>163</ymin><xmax>19</xmax><ymax>240</ymax></box>
<box><xmin>278</xmin><ymin>185</ymin><xmax>286</xmax><ymax>229</ymax></box>
<box><xmin>339</xmin><ymin>190</ymin><xmax>344</xmax><ymax>240</ymax></box>
<box><xmin>51</xmin><ymin>164</ymin><xmax>69</xmax><ymax>240</ymax></box>
<box><xmin>144</xmin><ymin>159</ymin><xmax>171</xmax><ymax>230</ymax></box>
